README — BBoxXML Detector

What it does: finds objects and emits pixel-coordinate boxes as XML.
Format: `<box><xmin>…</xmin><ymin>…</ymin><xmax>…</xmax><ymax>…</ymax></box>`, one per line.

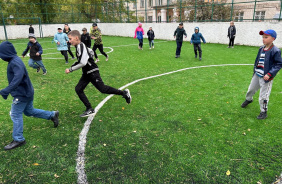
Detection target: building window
<box><xmin>149</xmin><ymin>0</ymin><xmax>153</xmax><ymax>7</ymax></box>
<box><xmin>235</xmin><ymin>12</ymin><xmax>244</xmax><ymax>22</ymax></box>
<box><xmin>156</xmin><ymin>0</ymin><xmax>162</xmax><ymax>6</ymax></box>
<box><xmin>255</xmin><ymin>11</ymin><xmax>265</xmax><ymax>21</ymax></box>
<box><xmin>140</xmin><ymin>0</ymin><xmax>145</xmax><ymax>8</ymax></box>
<box><xmin>148</xmin><ymin>16</ymin><xmax>153</xmax><ymax>23</ymax></box>
<box><xmin>158</xmin><ymin>16</ymin><xmax>161</xmax><ymax>22</ymax></box>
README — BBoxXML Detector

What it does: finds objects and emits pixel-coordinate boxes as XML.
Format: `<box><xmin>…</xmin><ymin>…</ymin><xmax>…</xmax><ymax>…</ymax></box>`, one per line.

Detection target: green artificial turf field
<box><xmin>0</xmin><ymin>36</ymin><xmax>281</xmax><ymax>183</ymax></box>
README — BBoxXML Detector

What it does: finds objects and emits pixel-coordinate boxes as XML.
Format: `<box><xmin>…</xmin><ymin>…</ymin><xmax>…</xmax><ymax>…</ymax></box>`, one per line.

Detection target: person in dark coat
<box><xmin>0</xmin><ymin>41</ymin><xmax>59</xmax><ymax>150</ymax></box>
<box><xmin>227</xmin><ymin>21</ymin><xmax>236</xmax><ymax>48</ymax></box>
<box><xmin>81</xmin><ymin>28</ymin><xmax>91</xmax><ymax>48</ymax></box>
<box><xmin>174</xmin><ymin>22</ymin><xmax>187</xmax><ymax>58</ymax></box>
<box><xmin>29</xmin><ymin>24</ymin><xmax>34</xmax><ymax>34</ymax></box>
<box><xmin>147</xmin><ymin>26</ymin><xmax>155</xmax><ymax>49</ymax></box>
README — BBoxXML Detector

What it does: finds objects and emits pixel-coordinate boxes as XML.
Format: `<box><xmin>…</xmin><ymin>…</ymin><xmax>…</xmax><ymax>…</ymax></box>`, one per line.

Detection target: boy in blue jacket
<box><xmin>22</xmin><ymin>33</ymin><xmax>47</xmax><ymax>75</ymax></box>
<box><xmin>0</xmin><ymin>42</ymin><xmax>59</xmax><ymax>150</ymax></box>
<box><xmin>190</xmin><ymin>27</ymin><xmax>206</xmax><ymax>61</ymax></box>
<box><xmin>54</xmin><ymin>27</ymin><xmax>70</xmax><ymax>64</ymax></box>
<box><xmin>241</xmin><ymin>30</ymin><xmax>282</xmax><ymax>119</ymax></box>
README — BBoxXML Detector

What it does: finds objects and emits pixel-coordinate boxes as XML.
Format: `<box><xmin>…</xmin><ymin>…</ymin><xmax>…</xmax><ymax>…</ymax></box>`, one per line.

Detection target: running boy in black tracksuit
<box><xmin>65</xmin><ymin>30</ymin><xmax>132</xmax><ymax>117</ymax></box>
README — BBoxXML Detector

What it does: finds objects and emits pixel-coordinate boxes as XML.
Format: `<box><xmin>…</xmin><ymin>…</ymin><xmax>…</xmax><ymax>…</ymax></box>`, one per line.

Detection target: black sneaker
<box><xmin>123</xmin><ymin>89</ymin><xmax>132</xmax><ymax>104</ymax></box>
<box><xmin>36</xmin><ymin>67</ymin><xmax>40</xmax><ymax>73</ymax></box>
<box><xmin>195</xmin><ymin>55</ymin><xmax>197</xmax><ymax>58</ymax></box>
<box><xmin>199</xmin><ymin>58</ymin><xmax>202</xmax><ymax>61</ymax></box>
<box><xmin>4</xmin><ymin>140</ymin><xmax>26</xmax><ymax>150</ymax></box>
<box><xmin>51</xmin><ymin>111</ymin><xmax>59</xmax><ymax>128</ymax></box>
<box><xmin>257</xmin><ymin>112</ymin><xmax>267</xmax><ymax>119</ymax></box>
<box><xmin>80</xmin><ymin>108</ymin><xmax>95</xmax><ymax>117</ymax></box>
<box><xmin>175</xmin><ymin>55</ymin><xmax>178</xmax><ymax>58</ymax></box>
<box><xmin>241</xmin><ymin>100</ymin><xmax>253</xmax><ymax>108</ymax></box>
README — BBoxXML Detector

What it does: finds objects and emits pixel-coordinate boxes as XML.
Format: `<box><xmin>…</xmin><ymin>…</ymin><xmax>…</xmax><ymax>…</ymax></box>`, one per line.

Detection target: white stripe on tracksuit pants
<box><xmin>245</xmin><ymin>74</ymin><xmax>273</xmax><ymax>112</ymax></box>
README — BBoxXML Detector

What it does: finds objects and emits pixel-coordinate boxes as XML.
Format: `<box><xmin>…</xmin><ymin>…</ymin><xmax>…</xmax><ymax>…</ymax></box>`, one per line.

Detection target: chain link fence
<box><xmin>0</xmin><ymin>0</ymin><xmax>281</xmax><ymax>25</ymax></box>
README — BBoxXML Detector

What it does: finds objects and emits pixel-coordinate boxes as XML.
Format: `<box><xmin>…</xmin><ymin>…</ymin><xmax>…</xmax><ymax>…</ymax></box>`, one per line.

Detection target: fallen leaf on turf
<box><xmin>54</xmin><ymin>174</ymin><xmax>59</xmax><ymax>178</ymax></box>
<box><xmin>197</xmin><ymin>119</ymin><xmax>201</xmax><ymax>121</ymax></box>
<box><xmin>99</xmin><ymin>120</ymin><xmax>102</xmax><ymax>122</ymax></box>
<box><xmin>243</xmin><ymin>132</ymin><xmax>246</xmax><ymax>135</ymax></box>
<box><xmin>103</xmin><ymin>144</ymin><xmax>106</xmax><ymax>146</ymax></box>
<box><xmin>32</xmin><ymin>145</ymin><xmax>37</xmax><ymax>148</ymax></box>
<box><xmin>133</xmin><ymin>130</ymin><xmax>136</xmax><ymax>133</ymax></box>
<box><xmin>122</xmin><ymin>107</ymin><xmax>125</xmax><ymax>110</ymax></box>
<box><xmin>248</xmin><ymin>129</ymin><xmax>251</xmax><ymax>132</ymax></box>
<box><xmin>33</xmin><ymin>163</ymin><xmax>40</xmax><ymax>166</ymax></box>
<box><xmin>257</xmin><ymin>181</ymin><xmax>262</xmax><ymax>184</ymax></box>
<box><xmin>226</xmin><ymin>170</ymin><xmax>231</xmax><ymax>176</ymax></box>
<box><xmin>226</xmin><ymin>102</ymin><xmax>229</xmax><ymax>104</ymax></box>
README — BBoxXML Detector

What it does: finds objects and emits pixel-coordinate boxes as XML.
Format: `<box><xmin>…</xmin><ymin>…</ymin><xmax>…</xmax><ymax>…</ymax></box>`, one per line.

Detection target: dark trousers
<box><xmin>176</xmin><ymin>41</ymin><xmax>183</xmax><ymax>56</ymax></box>
<box><xmin>67</xmin><ymin>42</ymin><xmax>75</xmax><ymax>58</ymax></box>
<box><xmin>75</xmin><ymin>71</ymin><xmax>124</xmax><ymax>109</ymax></box>
<box><xmin>193</xmin><ymin>43</ymin><xmax>202</xmax><ymax>58</ymax></box>
<box><xmin>138</xmin><ymin>39</ymin><xmax>143</xmax><ymax>48</ymax></box>
<box><xmin>229</xmin><ymin>36</ymin><xmax>235</xmax><ymax>47</ymax></box>
<box><xmin>93</xmin><ymin>44</ymin><xmax>108</xmax><ymax>59</ymax></box>
<box><xmin>60</xmin><ymin>50</ymin><xmax>68</xmax><ymax>62</ymax></box>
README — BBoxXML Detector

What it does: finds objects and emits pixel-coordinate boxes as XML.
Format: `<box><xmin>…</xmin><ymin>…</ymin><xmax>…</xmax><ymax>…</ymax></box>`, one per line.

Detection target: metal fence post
<box><xmin>194</xmin><ymin>0</ymin><xmax>197</xmax><ymax>22</ymax></box>
<box><xmin>279</xmin><ymin>0</ymin><xmax>282</xmax><ymax>21</ymax></box>
<box><xmin>230</xmin><ymin>0</ymin><xmax>234</xmax><ymax>21</ymax></box>
<box><xmin>179</xmin><ymin>0</ymin><xmax>182</xmax><ymax>22</ymax></box>
<box><xmin>211</xmin><ymin>0</ymin><xmax>214</xmax><ymax>22</ymax></box>
<box><xmin>252</xmin><ymin>0</ymin><xmax>257</xmax><ymax>21</ymax></box>
<box><xmin>136</xmin><ymin>0</ymin><xmax>137</xmax><ymax>23</ymax></box>
<box><xmin>0</xmin><ymin>4</ymin><xmax>8</xmax><ymax>40</ymax></box>
<box><xmin>145</xmin><ymin>0</ymin><xmax>147</xmax><ymax>23</ymax></box>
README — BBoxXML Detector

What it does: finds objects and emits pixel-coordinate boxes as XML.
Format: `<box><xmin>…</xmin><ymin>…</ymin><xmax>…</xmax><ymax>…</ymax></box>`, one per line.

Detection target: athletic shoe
<box><xmin>175</xmin><ymin>55</ymin><xmax>178</xmax><ymax>58</ymax></box>
<box><xmin>43</xmin><ymin>71</ymin><xmax>47</xmax><ymax>75</ymax></box>
<box><xmin>72</xmin><ymin>57</ymin><xmax>75</xmax><ymax>60</ymax></box>
<box><xmin>65</xmin><ymin>61</ymin><xmax>69</xmax><ymax>64</ymax></box>
<box><xmin>241</xmin><ymin>100</ymin><xmax>253</xmax><ymax>108</ymax></box>
<box><xmin>257</xmin><ymin>111</ymin><xmax>267</xmax><ymax>119</ymax></box>
<box><xmin>123</xmin><ymin>89</ymin><xmax>132</xmax><ymax>104</ymax></box>
<box><xmin>37</xmin><ymin>67</ymin><xmax>40</xmax><ymax>73</ymax></box>
<box><xmin>149</xmin><ymin>47</ymin><xmax>151</xmax><ymax>49</ymax></box>
<box><xmin>153</xmin><ymin>46</ymin><xmax>154</xmax><ymax>48</ymax></box>
<box><xmin>195</xmin><ymin>55</ymin><xmax>197</xmax><ymax>58</ymax></box>
<box><xmin>227</xmin><ymin>46</ymin><xmax>230</xmax><ymax>48</ymax></box>
<box><xmin>232</xmin><ymin>46</ymin><xmax>234</xmax><ymax>48</ymax></box>
<box><xmin>4</xmin><ymin>140</ymin><xmax>26</xmax><ymax>150</ymax></box>
<box><xmin>138</xmin><ymin>46</ymin><xmax>141</xmax><ymax>49</ymax></box>
<box><xmin>80</xmin><ymin>108</ymin><xmax>95</xmax><ymax>117</ymax></box>
<box><xmin>95</xmin><ymin>58</ymin><xmax>99</xmax><ymax>63</ymax></box>
<box><xmin>199</xmin><ymin>58</ymin><xmax>202</xmax><ymax>61</ymax></box>
<box><xmin>106</xmin><ymin>56</ymin><xmax>109</xmax><ymax>61</ymax></box>
<box><xmin>51</xmin><ymin>111</ymin><xmax>59</xmax><ymax>128</ymax></box>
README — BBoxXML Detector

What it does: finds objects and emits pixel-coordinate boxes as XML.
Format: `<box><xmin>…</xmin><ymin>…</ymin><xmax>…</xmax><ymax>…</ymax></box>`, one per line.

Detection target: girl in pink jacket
<box><xmin>134</xmin><ymin>22</ymin><xmax>144</xmax><ymax>50</ymax></box>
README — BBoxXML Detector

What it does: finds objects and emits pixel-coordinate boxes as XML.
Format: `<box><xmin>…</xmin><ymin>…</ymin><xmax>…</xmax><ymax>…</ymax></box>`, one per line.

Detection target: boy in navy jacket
<box><xmin>241</xmin><ymin>30</ymin><xmax>282</xmax><ymax>119</ymax></box>
<box><xmin>0</xmin><ymin>41</ymin><xmax>59</xmax><ymax>150</ymax></box>
<box><xmin>190</xmin><ymin>27</ymin><xmax>206</xmax><ymax>61</ymax></box>
<box><xmin>22</xmin><ymin>33</ymin><xmax>47</xmax><ymax>75</ymax></box>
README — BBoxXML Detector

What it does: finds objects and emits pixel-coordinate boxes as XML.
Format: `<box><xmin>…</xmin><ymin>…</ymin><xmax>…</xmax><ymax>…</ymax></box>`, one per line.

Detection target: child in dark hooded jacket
<box><xmin>190</xmin><ymin>27</ymin><xmax>206</xmax><ymax>61</ymax></box>
<box><xmin>0</xmin><ymin>41</ymin><xmax>59</xmax><ymax>150</ymax></box>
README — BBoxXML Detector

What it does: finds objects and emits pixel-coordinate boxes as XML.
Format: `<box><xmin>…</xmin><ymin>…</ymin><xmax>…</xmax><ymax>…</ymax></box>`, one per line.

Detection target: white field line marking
<box><xmin>110</xmin><ymin>41</ymin><xmax>168</xmax><ymax>48</ymax></box>
<box><xmin>76</xmin><ymin>63</ymin><xmax>253</xmax><ymax>184</ymax></box>
<box><xmin>20</xmin><ymin>47</ymin><xmax>114</xmax><ymax>60</ymax></box>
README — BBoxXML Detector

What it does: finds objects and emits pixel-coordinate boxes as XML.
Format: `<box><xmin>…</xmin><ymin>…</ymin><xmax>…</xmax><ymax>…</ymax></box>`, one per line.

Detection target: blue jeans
<box><xmin>176</xmin><ymin>41</ymin><xmax>183</xmax><ymax>56</ymax></box>
<box><xmin>149</xmin><ymin>40</ymin><xmax>154</xmax><ymax>48</ymax></box>
<box><xmin>28</xmin><ymin>58</ymin><xmax>47</xmax><ymax>73</ymax></box>
<box><xmin>10</xmin><ymin>99</ymin><xmax>55</xmax><ymax>142</ymax></box>
<box><xmin>138</xmin><ymin>39</ymin><xmax>143</xmax><ymax>48</ymax></box>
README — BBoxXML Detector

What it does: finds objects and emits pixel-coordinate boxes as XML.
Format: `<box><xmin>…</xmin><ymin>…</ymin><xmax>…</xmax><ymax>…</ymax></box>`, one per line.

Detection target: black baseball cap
<box><xmin>92</xmin><ymin>23</ymin><xmax>97</xmax><ymax>27</ymax></box>
<box><xmin>179</xmin><ymin>22</ymin><xmax>183</xmax><ymax>25</ymax></box>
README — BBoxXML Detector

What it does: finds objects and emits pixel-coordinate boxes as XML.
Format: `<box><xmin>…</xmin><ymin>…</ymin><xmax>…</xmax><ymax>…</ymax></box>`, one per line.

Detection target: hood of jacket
<box><xmin>194</xmin><ymin>27</ymin><xmax>199</xmax><ymax>32</ymax></box>
<box><xmin>0</xmin><ymin>41</ymin><xmax>18</xmax><ymax>62</ymax></box>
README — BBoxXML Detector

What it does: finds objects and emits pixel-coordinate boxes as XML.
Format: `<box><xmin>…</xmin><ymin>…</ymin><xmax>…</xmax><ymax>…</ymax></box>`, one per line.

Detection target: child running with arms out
<box><xmin>241</xmin><ymin>30</ymin><xmax>282</xmax><ymax>119</ymax></box>
<box><xmin>65</xmin><ymin>30</ymin><xmax>132</xmax><ymax>117</ymax></box>
<box><xmin>22</xmin><ymin>33</ymin><xmax>47</xmax><ymax>75</ymax></box>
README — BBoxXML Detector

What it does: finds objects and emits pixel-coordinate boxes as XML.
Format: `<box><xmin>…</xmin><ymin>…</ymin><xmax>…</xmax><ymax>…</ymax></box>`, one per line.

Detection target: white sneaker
<box><xmin>106</xmin><ymin>56</ymin><xmax>109</xmax><ymax>61</ymax></box>
<box><xmin>149</xmin><ymin>47</ymin><xmax>151</xmax><ymax>49</ymax></box>
<box><xmin>95</xmin><ymin>58</ymin><xmax>99</xmax><ymax>63</ymax></box>
<box><xmin>153</xmin><ymin>46</ymin><xmax>154</xmax><ymax>48</ymax></box>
